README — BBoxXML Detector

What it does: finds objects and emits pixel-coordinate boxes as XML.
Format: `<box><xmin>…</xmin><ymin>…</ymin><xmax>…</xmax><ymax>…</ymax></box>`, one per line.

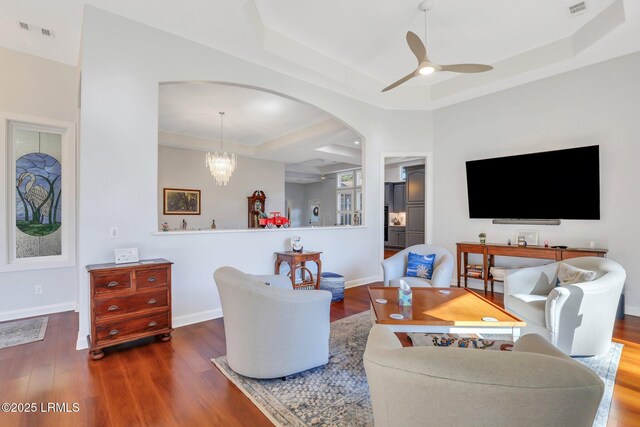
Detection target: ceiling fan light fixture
<box><xmin>418</xmin><ymin>65</ymin><xmax>435</xmax><ymax>75</ymax></box>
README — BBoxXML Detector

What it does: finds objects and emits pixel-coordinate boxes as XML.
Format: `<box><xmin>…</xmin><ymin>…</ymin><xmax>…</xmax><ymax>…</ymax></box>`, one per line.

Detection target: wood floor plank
<box><xmin>0</xmin><ymin>285</ymin><xmax>638</xmax><ymax>426</ymax></box>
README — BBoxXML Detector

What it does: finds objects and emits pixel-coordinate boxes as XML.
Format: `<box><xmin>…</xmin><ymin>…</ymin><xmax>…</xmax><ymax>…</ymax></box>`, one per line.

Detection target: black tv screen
<box><xmin>466</xmin><ymin>146</ymin><xmax>600</xmax><ymax>220</ymax></box>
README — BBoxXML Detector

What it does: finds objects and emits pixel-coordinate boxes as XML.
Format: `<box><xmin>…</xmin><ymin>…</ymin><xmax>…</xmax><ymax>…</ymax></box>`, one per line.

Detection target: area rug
<box><xmin>0</xmin><ymin>316</ymin><xmax>49</xmax><ymax>349</ymax></box>
<box><xmin>407</xmin><ymin>332</ymin><xmax>514</xmax><ymax>351</ymax></box>
<box><xmin>212</xmin><ymin>311</ymin><xmax>621</xmax><ymax>427</ymax></box>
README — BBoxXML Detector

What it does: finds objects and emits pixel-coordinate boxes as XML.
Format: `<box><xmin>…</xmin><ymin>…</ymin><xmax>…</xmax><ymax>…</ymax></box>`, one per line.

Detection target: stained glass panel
<box><xmin>14</xmin><ymin>128</ymin><xmax>62</xmax><ymax>258</ymax></box>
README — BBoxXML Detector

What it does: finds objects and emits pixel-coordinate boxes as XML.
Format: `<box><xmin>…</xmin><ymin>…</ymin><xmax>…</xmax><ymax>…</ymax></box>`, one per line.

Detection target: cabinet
<box><xmin>86</xmin><ymin>259</ymin><xmax>173</xmax><ymax>360</ymax></box>
<box><xmin>406</xmin><ymin>167</ymin><xmax>425</xmax><ymax>203</ymax></box>
<box><xmin>393</xmin><ymin>183</ymin><xmax>405</xmax><ymax>212</ymax></box>
<box><xmin>384</xmin><ymin>183</ymin><xmax>392</xmax><ymax>208</ymax></box>
<box><xmin>388</xmin><ymin>227</ymin><xmax>406</xmax><ymax>248</ymax></box>
<box><xmin>405</xmin><ymin>165</ymin><xmax>425</xmax><ymax>245</ymax></box>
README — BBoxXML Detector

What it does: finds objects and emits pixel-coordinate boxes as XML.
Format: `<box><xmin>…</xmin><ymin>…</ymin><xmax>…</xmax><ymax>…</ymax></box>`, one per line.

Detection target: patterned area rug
<box><xmin>212</xmin><ymin>311</ymin><xmax>621</xmax><ymax>427</ymax></box>
<box><xmin>408</xmin><ymin>332</ymin><xmax>514</xmax><ymax>351</ymax></box>
<box><xmin>0</xmin><ymin>316</ymin><xmax>49</xmax><ymax>349</ymax></box>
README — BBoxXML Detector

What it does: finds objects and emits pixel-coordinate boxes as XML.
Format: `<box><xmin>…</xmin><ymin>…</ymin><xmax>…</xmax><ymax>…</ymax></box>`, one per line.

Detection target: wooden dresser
<box><xmin>86</xmin><ymin>258</ymin><xmax>173</xmax><ymax>360</ymax></box>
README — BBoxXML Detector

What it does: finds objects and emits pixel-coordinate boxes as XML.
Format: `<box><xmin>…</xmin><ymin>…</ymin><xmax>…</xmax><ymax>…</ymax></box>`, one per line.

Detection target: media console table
<box><xmin>456</xmin><ymin>242</ymin><xmax>608</xmax><ymax>293</ymax></box>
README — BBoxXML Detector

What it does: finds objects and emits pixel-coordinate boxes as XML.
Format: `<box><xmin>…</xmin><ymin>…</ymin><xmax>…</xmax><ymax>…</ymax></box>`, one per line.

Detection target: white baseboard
<box><xmin>76</xmin><ymin>333</ymin><xmax>89</xmax><ymax>350</ymax></box>
<box><xmin>345</xmin><ymin>276</ymin><xmax>380</xmax><ymax>289</ymax></box>
<box><xmin>173</xmin><ymin>308</ymin><xmax>223</xmax><ymax>328</ymax></box>
<box><xmin>0</xmin><ymin>301</ymin><xmax>77</xmax><ymax>322</ymax></box>
<box><xmin>624</xmin><ymin>305</ymin><xmax>640</xmax><ymax>317</ymax></box>
<box><xmin>75</xmin><ymin>307</ymin><xmax>225</xmax><ymax>351</ymax></box>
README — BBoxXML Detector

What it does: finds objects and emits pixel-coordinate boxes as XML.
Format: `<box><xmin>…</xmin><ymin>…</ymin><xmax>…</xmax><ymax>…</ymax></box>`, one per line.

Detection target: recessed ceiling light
<box><xmin>41</xmin><ymin>28</ymin><xmax>52</xmax><ymax>37</ymax></box>
<box><xmin>354</xmin><ymin>140</ymin><xmax>360</xmax><ymax>145</ymax></box>
<box><xmin>18</xmin><ymin>22</ymin><xmax>29</xmax><ymax>30</ymax></box>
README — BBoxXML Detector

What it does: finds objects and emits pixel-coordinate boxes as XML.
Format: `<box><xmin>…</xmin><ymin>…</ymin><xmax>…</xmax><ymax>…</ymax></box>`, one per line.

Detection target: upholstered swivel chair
<box><xmin>382</xmin><ymin>244</ymin><xmax>454</xmax><ymax>287</ymax></box>
<box><xmin>364</xmin><ymin>325</ymin><xmax>604</xmax><ymax>427</ymax></box>
<box><xmin>214</xmin><ymin>267</ymin><xmax>332</xmax><ymax>379</ymax></box>
<box><xmin>504</xmin><ymin>257</ymin><xmax>625</xmax><ymax>356</ymax></box>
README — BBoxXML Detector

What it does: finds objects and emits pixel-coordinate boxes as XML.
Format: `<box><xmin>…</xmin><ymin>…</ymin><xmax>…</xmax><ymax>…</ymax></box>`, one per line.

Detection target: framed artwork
<box><xmin>163</xmin><ymin>188</ymin><xmax>201</xmax><ymax>215</ymax></box>
<box><xmin>516</xmin><ymin>230</ymin><xmax>539</xmax><ymax>246</ymax></box>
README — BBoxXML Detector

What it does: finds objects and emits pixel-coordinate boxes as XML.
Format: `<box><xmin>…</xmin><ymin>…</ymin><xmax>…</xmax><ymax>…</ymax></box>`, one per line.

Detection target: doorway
<box><xmin>380</xmin><ymin>154</ymin><xmax>432</xmax><ymax>261</ymax></box>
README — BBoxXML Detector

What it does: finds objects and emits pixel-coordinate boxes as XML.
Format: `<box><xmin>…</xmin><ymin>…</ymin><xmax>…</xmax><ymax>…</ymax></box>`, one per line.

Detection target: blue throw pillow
<box><xmin>406</xmin><ymin>252</ymin><xmax>436</xmax><ymax>280</ymax></box>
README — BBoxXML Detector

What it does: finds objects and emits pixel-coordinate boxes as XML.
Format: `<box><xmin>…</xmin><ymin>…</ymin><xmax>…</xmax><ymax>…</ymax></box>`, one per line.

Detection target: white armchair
<box><xmin>382</xmin><ymin>244</ymin><xmax>454</xmax><ymax>287</ymax></box>
<box><xmin>214</xmin><ymin>266</ymin><xmax>332</xmax><ymax>379</ymax></box>
<box><xmin>504</xmin><ymin>257</ymin><xmax>626</xmax><ymax>356</ymax></box>
<box><xmin>364</xmin><ymin>325</ymin><xmax>604</xmax><ymax>427</ymax></box>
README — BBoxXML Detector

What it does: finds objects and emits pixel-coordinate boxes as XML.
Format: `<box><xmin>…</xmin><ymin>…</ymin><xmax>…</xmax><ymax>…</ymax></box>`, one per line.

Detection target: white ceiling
<box><xmin>158</xmin><ymin>82</ymin><xmax>362</xmax><ymax>183</ymax></box>
<box><xmin>1</xmin><ymin>0</ymin><xmax>639</xmax><ymax>109</ymax></box>
<box><xmin>159</xmin><ymin>82</ymin><xmax>329</xmax><ymax>145</ymax></box>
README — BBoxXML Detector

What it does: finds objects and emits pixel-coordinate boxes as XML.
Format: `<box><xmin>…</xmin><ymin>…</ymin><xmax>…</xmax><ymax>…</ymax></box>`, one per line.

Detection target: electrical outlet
<box><xmin>110</xmin><ymin>227</ymin><xmax>118</xmax><ymax>239</ymax></box>
<box><xmin>35</xmin><ymin>285</ymin><xmax>43</xmax><ymax>295</ymax></box>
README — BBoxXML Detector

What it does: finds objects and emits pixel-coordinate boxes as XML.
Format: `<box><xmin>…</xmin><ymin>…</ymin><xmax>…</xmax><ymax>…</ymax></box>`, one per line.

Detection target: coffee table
<box><xmin>368</xmin><ymin>287</ymin><xmax>525</xmax><ymax>340</ymax></box>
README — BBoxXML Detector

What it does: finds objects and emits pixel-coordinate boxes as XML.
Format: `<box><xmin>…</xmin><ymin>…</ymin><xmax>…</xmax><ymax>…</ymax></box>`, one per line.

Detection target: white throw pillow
<box><xmin>557</xmin><ymin>262</ymin><xmax>597</xmax><ymax>285</ymax></box>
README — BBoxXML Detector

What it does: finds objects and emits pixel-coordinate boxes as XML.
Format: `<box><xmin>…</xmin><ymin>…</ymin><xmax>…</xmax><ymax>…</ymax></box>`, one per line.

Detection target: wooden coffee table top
<box><xmin>368</xmin><ymin>287</ymin><xmax>525</xmax><ymax>327</ymax></box>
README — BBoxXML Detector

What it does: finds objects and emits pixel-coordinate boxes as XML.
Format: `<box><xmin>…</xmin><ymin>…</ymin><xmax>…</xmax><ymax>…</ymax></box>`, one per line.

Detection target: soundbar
<box><xmin>492</xmin><ymin>219</ymin><xmax>561</xmax><ymax>226</ymax></box>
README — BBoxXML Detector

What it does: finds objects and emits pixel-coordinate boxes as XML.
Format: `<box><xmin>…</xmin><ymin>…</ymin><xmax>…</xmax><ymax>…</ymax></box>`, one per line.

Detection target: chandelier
<box><xmin>205</xmin><ymin>111</ymin><xmax>237</xmax><ymax>186</ymax></box>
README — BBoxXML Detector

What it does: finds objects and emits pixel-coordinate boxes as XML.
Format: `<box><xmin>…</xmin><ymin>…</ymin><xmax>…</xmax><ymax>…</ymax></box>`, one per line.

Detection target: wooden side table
<box><xmin>274</xmin><ymin>251</ymin><xmax>322</xmax><ymax>290</ymax></box>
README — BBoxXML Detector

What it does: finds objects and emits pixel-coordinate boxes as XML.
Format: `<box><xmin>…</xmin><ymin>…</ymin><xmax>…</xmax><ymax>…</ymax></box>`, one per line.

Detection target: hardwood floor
<box><xmin>1</xmin><ymin>285</ymin><xmax>638</xmax><ymax>426</ymax></box>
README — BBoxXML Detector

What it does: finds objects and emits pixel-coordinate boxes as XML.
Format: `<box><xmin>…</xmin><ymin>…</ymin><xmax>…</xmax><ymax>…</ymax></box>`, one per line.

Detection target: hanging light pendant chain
<box><xmin>424</xmin><ymin>7</ymin><xmax>428</xmax><ymax>48</ymax></box>
<box><xmin>219</xmin><ymin>111</ymin><xmax>225</xmax><ymax>151</ymax></box>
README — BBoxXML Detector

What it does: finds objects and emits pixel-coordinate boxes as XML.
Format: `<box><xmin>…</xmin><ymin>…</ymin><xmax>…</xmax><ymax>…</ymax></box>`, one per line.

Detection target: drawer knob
<box><xmin>107</xmin><ymin>305</ymin><xmax>119</xmax><ymax>312</ymax></box>
<box><xmin>148</xmin><ymin>298</ymin><xmax>157</xmax><ymax>305</ymax></box>
<box><xmin>147</xmin><ymin>277</ymin><xmax>157</xmax><ymax>282</ymax></box>
<box><xmin>109</xmin><ymin>329</ymin><xmax>119</xmax><ymax>336</ymax></box>
<box><xmin>148</xmin><ymin>321</ymin><xmax>158</xmax><ymax>327</ymax></box>
<box><xmin>107</xmin><ymin>281</ymin><xmax>118</xmax><ymax>288</ymax></box>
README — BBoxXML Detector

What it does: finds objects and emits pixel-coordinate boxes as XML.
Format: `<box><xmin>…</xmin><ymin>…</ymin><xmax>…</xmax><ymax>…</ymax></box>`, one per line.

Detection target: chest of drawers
<box><xmin>86</xmin><ymin>258</ymin><xmax>173</xmax><ymax>360</ymax></box>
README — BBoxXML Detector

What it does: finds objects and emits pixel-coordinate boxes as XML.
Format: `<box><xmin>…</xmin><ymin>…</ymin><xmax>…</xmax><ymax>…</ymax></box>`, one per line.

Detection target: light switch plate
<box><xmin>115</xmin><ymin>247</ymin><xmax>139</xmax><ymax>264</ymax></box>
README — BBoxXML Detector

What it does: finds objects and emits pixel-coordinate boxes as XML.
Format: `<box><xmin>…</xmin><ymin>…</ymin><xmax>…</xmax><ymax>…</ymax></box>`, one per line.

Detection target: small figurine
<box><xmin>479</xmin><ymin>233</ymin><xmax>486</xmax><ymax>244</ymax></box>
<box><xmin>161</xmin><ymin>222</ymin><xmax>170</xmax><ymax>232</ymax></box>
<box><xmin>181</xmin><ymin>219</ymin><xmax>187</xmax><ymax>230</ymax></box>
<box><xmin>211</xmin><ymin>219</ymin><xmax>217</xmax><ymax>229</ymax></box>
<box><xmin>544</xmin><ymin>240</ymin><xmax>549</xmax><ymax>248</ymax></box>
<box><xmin>291</xmin><ymin>236</ymin><xmax>303</xmax><ymax>253</ymax></box>
<box><xmin>507</xmin><ymin>239</ymin><xmax>511</xmax><ymax>246</ymax></box>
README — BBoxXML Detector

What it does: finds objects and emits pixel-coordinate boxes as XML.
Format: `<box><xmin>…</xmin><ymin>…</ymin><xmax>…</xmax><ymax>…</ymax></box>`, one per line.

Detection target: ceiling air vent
<box><xmin>568</xmin><ymin>1</ymin><xmax>588</xmax><ymax>16</ymax></box>
<box><xmin>18</xmin><ymin>22</ymin><xmax>29</xmax><ymax>30</ymax></box>
<box><xmin>41</xmin><ymin>28</ymin><xmax>52</xmax><ymax>37</ymax></box>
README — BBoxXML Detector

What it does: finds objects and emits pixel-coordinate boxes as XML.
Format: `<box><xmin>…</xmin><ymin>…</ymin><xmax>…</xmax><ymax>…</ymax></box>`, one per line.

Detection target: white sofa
<box><xmin>382</xmin><ymin>244</ymin><xmax>454</xmax><ymax>287</ymax></box>
<box><xmin>214</xmin><ymin>266</ymin><xmax>332</xmax><ymax>379</ymax></box>
<box><xmin>504</xmin><ymin>257</ymin><xmax>625</xmax><ymax>356</ymax></box>
<box><xmin>364</xmin><ymin>325</ymin><xmax>604</xmax><ymax>427</ymax></box>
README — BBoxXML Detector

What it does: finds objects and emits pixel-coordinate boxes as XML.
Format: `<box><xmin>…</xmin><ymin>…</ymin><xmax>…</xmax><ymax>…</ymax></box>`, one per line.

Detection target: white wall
<box><xmin>306</xmin><ymin>177</ymin><xmax>339</xmax><ymax>226</ymax></box>
<box><xmin>433</xmin><ymin>52</ymin><xmax>640</xmax><ymax>314</ymax></box>
<box><xmin>0</xmin><ymin>47</ymin><xmax>79</xmax><ymax>320</ymax></box>
<box><xmin>158</xmin><ymin>146</ymin><xmax>284</xmax><ymax>230</ymax></box>
<box><xmin>285</xmin><ymin>183</ymin><xmax>306</xmax><ymax>227</ymax></box>
<box><xmin>77</xmin><ymin>7</ymin><xmax>432</xmax><ymax>347</ymax></box>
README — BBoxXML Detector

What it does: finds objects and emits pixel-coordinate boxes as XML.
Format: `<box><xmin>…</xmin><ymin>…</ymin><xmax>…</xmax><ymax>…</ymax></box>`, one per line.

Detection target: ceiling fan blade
<box><xmin>406</xmin><ymin>31</ymin><xmax>428</xmax><ymax>62</ymax></box>
<box><xmin>439</xmin><ymin>64</ymin><xmax>493</xmax><ymax>73</ymax></box>
<box><xmin>382</xmin><ymin>71</ymin><xmax>417</xmax><ymax>92</ymax></box>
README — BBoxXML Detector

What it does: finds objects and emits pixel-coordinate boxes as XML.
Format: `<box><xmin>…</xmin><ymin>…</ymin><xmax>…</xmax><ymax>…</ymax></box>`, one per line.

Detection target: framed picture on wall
<box><xmin>163</xmin><ymin>188</ymin><xmax>201</xmax><ymax>215</ymax></box>
<box><xmin>516</xmin><ymin>230</ymin><xmax>539</xmax><ymax>246</ymax></box>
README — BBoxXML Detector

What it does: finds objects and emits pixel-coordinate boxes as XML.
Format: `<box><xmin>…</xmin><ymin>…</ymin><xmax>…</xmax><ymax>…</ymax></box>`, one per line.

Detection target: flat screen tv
<box><xmin>466</xmin><ymin>145</ymin><xmax>600</xmax><ymax>220</ymax></box>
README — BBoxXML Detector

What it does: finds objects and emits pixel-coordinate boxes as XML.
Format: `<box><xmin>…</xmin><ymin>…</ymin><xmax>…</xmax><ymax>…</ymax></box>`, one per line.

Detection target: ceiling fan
<box><xmin>382</xmin><ymin>1</ymin><xmax>493</xmax><ymax>92</ymax></box>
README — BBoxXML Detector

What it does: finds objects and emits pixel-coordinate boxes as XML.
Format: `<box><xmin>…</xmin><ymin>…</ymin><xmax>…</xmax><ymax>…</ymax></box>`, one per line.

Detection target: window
<box><xmin>336</xmin><ymin>168</ymin><xmax>363</xmax><ymax>226</ymax></box>
<box><xmin>337</xmin><ymin>171</ymin><xmax>354</xmax><ymax>188</ymax></box>
<box><xmin>1</xmin><ymin>118</ymin><xmax>76</xmax><ymax>271</ymax></box>
<box><xmin>336</xmin><ymin>190</ymin><xmax>353</xmax><ymax>225</ymax></box>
